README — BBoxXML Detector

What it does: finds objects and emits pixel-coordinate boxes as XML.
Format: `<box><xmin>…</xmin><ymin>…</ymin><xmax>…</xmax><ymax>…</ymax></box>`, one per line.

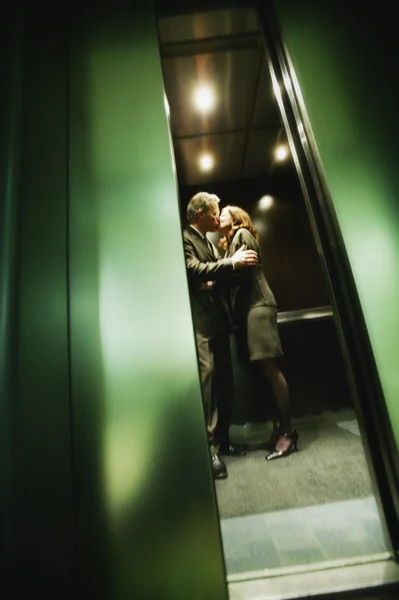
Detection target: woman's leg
<box><xmin>259</xmin><ymin>358</ymin><xmax>295</xmax><ymax>453</ymax></box>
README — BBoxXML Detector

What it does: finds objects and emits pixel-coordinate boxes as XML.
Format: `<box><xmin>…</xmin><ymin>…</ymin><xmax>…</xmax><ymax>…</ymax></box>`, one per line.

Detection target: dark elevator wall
<box><xmin>2</xmin><ymin>3</ymin><xmax>227</xmax><ymax>599</ymax></box>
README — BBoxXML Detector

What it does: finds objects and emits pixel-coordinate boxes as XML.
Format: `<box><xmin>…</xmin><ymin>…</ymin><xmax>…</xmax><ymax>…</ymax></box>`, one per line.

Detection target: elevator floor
<box><xmin>217</xmin><ymin>409</ymin><xmax>372</xmax><ymax>518</ymax></box>
<box><xmin>221</xmin><ymin>496</ymin><xmax>387</xmax><ymax>575</ymax></box>
<box><xmin>215</xmin><ymin>410</ymin><xmax>388</xmax><ymax>576</ymax></box>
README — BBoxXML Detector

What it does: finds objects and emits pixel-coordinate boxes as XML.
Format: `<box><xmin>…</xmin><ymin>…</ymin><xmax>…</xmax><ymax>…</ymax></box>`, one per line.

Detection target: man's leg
<box><xmin>213</xmin><ymin>332</ymin><xmax>247</xmax><ymax>456</ymax></box>
<box><xmin>195</xmin><ymin>332</ymin><xmax>228</xmax><ymax>479</ymax></box>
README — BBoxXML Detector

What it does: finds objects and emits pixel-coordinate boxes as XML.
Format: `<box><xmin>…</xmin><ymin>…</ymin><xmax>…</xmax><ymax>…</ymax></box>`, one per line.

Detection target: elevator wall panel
<box><xmin>68</xmin><ymin>3</ymin><xmax>227</xmax><ymax>598</ymax></box>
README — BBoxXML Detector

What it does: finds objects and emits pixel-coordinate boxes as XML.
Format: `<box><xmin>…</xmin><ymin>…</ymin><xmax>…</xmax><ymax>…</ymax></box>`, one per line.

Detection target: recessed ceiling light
<box><xmin>193</xmin><ymin>85</ymin><xmax>215</xmax><ymax>113</ymax></box>
<box><xmin>275</xmin><ymin>145</ymin><xmax>289</xmax><ymax>161</ymax></box>
<box><xmin>259</xmin><ymin>195</ymin><xmax>274</xmax><ymax>210</ymax></box>
<box><xmin>199</xmin><ymin>153</ymin><xmax>214</xmax><ymax>171</ymax></box>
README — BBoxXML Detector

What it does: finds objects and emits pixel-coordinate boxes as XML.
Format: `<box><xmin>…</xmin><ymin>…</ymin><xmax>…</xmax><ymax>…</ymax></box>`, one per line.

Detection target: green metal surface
<box><xmin>0</xmin><ymin>2</ymin><xmax>24</xmax><ymax>577</ymax></box>
<box><xmin>0</xmin><ymin>2</ymin><xmax>20</xmax><ymax>564</ymax></box>
<box><xmin>68</xmin><ymin>3</ymin><xmax>227</xmax><ymax>598</ymax></box>
<box><xmin>3</xmin><ymin>2</ymin><xmax>227</xmax><ymax>597</ymax></box>
<box><xmin>276</xmin><ymin>1</ymin><xmax>399</xmax><ymax>445</ymax></box>
<box><xmin>9</xmin><ymin>17</ymin><xmax>75</xmax><ymax>594</ymax></box>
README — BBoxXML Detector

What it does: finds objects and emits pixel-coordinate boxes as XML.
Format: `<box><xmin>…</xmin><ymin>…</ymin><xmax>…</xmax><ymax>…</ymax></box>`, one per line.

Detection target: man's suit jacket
<box><xmin>183</xmin><ymin>226</ymin><xmax>236</xmax><ymax>337</ymax></box>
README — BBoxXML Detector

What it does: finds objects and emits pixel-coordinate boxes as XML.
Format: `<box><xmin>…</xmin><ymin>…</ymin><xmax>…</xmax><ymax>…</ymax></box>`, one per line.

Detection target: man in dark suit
<box><xmin>183</xmin><ymin>191</ymin><xmax>258</xmax><ymax>479</ymax></box>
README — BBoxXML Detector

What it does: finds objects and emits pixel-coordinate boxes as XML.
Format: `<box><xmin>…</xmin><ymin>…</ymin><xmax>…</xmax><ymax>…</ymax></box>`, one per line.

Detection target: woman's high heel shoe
<box><xmin>266</xmin><ymin>429</ymin><xmax>299</xmax><ymax>461</ymax></box>
<box><xmin>264</xmin><ymin>426</ymin><xmax>280</xmax><ymax>451</ymax></box>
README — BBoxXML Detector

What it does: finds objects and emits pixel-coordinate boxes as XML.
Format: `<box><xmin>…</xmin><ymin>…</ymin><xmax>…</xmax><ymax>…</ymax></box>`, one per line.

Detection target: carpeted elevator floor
<box><xmin>215</xmin><ymin>410</ymin><xmax>389</xmax><ymax>575</ymax></box>
<box><xmin>216</xmin><ymin>409</ymin><xmax>372</xmax><ymax>517</ymax></box>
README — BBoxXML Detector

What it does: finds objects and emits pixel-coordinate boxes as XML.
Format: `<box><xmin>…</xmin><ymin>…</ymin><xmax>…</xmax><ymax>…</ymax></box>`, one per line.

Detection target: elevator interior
<box><xmin>155</xmin><ymin>1</ymin><xmax>398</xmax><ymax>595</ymax></box>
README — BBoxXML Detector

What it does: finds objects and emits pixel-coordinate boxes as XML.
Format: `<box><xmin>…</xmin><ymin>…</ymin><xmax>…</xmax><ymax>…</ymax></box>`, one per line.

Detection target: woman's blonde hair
<box><xmin>219</xmin><ymin>205</ymin><xmax>259</xmax><ymax>251</ymax></box>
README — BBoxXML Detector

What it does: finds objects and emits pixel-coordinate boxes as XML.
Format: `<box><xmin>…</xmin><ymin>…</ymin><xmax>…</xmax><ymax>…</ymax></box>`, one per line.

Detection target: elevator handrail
<box><xmin>277</xmin><ymin>305</ymin><xmax>333</xmax><ymax>324</ymax></box>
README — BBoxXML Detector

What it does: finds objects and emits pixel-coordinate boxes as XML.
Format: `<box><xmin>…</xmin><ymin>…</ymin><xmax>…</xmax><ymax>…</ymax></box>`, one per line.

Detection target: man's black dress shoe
<box><xmin>219</xmin><ymin>442</ymin><xmax>247</xmax><ymax>457</ymax></box>
<box><xmin>212</xmin><ymin>453</ymin><xmax>228</xmax><ymax>479</ymax></box>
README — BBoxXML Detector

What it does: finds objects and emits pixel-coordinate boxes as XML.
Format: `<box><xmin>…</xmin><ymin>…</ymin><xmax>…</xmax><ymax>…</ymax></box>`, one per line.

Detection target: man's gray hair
<box><xmin>186</xmin><ymin>191</ymin><xmax>220</xmax><ymax>224</ymax></box>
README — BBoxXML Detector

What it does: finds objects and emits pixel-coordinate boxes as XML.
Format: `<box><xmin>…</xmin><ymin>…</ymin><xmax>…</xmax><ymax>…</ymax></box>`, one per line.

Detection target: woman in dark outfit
<box><xmin>218</xmin><ymin>205</ymin><xmax>298</xmax><ymax>460</ymax></box>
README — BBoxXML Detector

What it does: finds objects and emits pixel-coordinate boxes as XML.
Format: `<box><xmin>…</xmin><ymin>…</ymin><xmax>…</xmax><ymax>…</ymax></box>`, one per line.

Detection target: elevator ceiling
<box><xmin>157</xmin><ymin>5</ymin><xmax>286</xmax><ymax>187</ymax></box>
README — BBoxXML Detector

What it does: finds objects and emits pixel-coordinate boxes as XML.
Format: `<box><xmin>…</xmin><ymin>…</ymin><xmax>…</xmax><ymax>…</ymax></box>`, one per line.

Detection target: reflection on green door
<box><xmin>68</xmin><ymin>2</ymin><xmax>227</xmax><ymax>598</ymax></box>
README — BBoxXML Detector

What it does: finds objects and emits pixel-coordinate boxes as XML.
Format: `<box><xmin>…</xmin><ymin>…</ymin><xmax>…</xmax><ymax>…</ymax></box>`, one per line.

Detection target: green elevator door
<box><xmin>2</xmin><ymin>2</ymin><xmax>229</xmax><ymax>598</ymax></box>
